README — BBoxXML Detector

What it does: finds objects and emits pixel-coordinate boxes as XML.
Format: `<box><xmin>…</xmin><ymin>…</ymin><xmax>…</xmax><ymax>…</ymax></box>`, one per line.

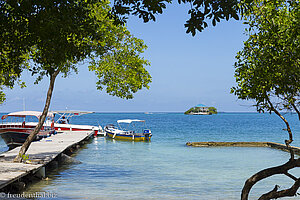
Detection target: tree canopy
<box><xmin>231</xmin><ymin>0</ymin><xmax>299</xmax><ymax>115</ymax></box>
<box><xmin>0</xmin><ymin>0</ymin><xmax>151</xmax><ymax>100</ymax></box>
<box><xmin>111</xmin><ymin>0</ymin><xmax>252</xmax><ymax>35</ymax></box>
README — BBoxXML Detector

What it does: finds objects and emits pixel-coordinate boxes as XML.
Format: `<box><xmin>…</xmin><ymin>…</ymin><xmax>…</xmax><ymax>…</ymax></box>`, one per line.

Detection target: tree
<box><xmin>0</xmin><ymin>0</ymin><xmax>151</xmax><ymax>162</ymax></box>
<box><xmin>231</xmin><ymin>0</ymin><xmax>299</xmax><ymax>199</ymax></box>
<box><xmin>208</xmin><ymin>107</ymin><xmax>217</xmax><ymax>114</ymax></box>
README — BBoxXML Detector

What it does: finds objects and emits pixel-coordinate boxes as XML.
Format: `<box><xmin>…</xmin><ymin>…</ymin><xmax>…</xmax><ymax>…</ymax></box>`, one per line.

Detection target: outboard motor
<box><xmin>143</xmin><ymin>129</ymin><xmax>152</xmax><ymax>140</ymax></box>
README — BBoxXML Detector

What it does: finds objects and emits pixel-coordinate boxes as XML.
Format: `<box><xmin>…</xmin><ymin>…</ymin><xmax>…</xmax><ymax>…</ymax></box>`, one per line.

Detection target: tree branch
<box><xmin>284</xmin><ymin>172</ymin><xmax>298</xmax><ymax>181</ymax></box>
<box><xmin>266</xmin><ymin>97</ymin><xmax>294</xmax><ymax>159</ymax></box>
<box><xmin>291</xmin><ymin>102</ymin><xmax>300</xmax><ymax>121</ymax></box>
<box><xmin>241</xmin><ymin>158</ymin><xmax>300</xmax><ymax>200</ymax></box>
<box><xmin>258</xmin><ymin>179</ymin><xmax>300</xmax><ymax>200</ymax></box>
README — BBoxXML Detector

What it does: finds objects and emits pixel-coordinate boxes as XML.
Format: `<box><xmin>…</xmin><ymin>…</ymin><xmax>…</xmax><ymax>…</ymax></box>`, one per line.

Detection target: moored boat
<box><xmin>0</xmin><ymin>111</ymin><xmax>55</xmax><ymax>149</ymax></box>
<box><xmin>51</xmin><ymin>111</ymin><xmax>104</xmax><ymax>136</ymax></box>
<box><xmin>105</xmin><ymin>119</ymin><xmax>151</xmax><ymax>141</ymax></box>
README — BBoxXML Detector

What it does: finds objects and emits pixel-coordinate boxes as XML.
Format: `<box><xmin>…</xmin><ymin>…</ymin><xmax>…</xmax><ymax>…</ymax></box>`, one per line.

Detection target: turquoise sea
<box><xmin>0</xmin><ymin>112</ymin><xmax>300</xmax><ymax>199</ymax></box>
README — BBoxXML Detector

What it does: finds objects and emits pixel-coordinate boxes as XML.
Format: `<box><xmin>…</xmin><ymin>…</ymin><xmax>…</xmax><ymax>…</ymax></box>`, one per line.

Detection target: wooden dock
<box><xmin>186</xmin><ymin>141</ymin><xmax>300</xmax><ymax>155</ymax></box>
<box><xmin>0</xmin><ymin>131</ymin><xmax>93</xmax><ymax>191</ymax></box>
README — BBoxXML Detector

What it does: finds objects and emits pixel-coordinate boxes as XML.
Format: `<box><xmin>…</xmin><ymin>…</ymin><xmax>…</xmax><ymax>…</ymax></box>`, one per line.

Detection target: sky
<box><xmin>0</xmin><ymin>3</ymin><xmax>257</xmax><ymax>113</ymax></box>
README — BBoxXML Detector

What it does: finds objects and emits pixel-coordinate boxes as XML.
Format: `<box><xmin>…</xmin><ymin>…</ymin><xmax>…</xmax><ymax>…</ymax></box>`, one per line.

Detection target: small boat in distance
<box><xmin>105</xmin><ymin>119</ymin><xmax>152</xmax><ymax>141</ymax></box>
<box><xmin>0</xmin><ymin>111</ymin><xmax>55</xmax><ymax>149</ymax></box>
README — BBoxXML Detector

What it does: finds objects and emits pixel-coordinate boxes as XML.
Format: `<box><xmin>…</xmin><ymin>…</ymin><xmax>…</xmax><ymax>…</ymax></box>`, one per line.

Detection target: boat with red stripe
<box><xmin>50</xmin><ymin>111</ymin><xmax>104</xmax><ymax>136</ymax></box>
<box><xmin>0</xmin><ymin>111</ymin><xmax>55</xmax><ymax>149</ymax></box>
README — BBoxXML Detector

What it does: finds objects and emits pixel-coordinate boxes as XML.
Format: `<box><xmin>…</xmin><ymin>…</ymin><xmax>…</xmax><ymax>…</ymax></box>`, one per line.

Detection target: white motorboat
<box><xmin>51</xmin><ymin>111</ymin><xmax>104</xmax><ymax>136</ymax></box>
<box><xmin>105</xmin><ymin>119</ymin><xmax>151</xmax><ymax>141</ymax></box>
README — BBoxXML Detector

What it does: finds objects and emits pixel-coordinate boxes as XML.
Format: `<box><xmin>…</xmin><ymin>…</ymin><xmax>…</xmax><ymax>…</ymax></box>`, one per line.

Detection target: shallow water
<box><xmin>1</xmin><ymin>112</ymin><xmax>299</xmax><ymax>199</ymax></box>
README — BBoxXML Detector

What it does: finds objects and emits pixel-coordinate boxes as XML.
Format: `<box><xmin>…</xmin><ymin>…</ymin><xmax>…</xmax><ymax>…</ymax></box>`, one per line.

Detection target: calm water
<box><xmin>1</xmin><ymin>112</ymin><xmax>300</xmax><ymax>199</ymax></box>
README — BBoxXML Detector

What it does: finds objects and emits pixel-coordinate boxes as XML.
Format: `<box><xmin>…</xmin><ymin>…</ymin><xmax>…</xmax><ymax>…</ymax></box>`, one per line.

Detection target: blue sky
<box><xmin>0</xmin><ymin>3</ymin><xmax>257</xmax><ymax>113</ymax></box>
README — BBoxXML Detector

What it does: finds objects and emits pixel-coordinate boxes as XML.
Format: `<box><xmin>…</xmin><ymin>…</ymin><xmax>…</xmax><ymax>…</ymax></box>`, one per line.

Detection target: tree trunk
<box><xmin>291</xmin><ymin>102</ymin><xmax>300</xmax><ymax>121</ymax></box>
<box><xmin>13</xmin><ymin>70</ymin><xmax>59</xmax><ymax>162</ymax></box>
<box><xmin>267</xmin><ymin>98</ymin><xmax>294</xmax><ymax>158</ymax></box>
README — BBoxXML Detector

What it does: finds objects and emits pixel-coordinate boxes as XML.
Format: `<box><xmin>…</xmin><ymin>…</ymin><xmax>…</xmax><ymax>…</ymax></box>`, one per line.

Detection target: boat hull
<box><xmin>0</xmin><ymin>126</ymin><xmax>54</xmax><ymax>149</ymax></box>
<box><xmin>0</xmin><ymin>130</ymin><xmax>48</xmax><ymax>149</ymax></box>
<box><xmin>8</xmin><ymin>123</ymin><xmax>103</xmax><ymax>136</ymax></box>
<box><xmin>105</xmin><ymin>130</ymin><xmax>151</xmax><ymax>141</ymax></box>
<box><xmin>53</xmin><ymin>123</ymin><xmax>104</xmax><ymax>136</ymax></box>
<box><xmin>0</xmin><ymin>111</ymin><xmax>56</xmax><ymax>149</ymax></box>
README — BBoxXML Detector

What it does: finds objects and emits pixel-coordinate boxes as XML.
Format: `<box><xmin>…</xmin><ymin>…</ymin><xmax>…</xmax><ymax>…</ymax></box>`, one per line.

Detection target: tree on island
<box><xmin>231</xmin><ymin>0</ymin><xmax>299</xmax><ymax>199</ymax></box>
<box><xmin>184</xmin><ymin>106</ymin><xmax>217</xmax><ymax>114</ymax></box>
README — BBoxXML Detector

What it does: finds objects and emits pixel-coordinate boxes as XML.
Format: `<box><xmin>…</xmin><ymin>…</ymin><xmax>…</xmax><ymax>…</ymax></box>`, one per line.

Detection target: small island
<box><xmin>184</xmin><ymin>104</ymin><xmax>217</xmax><ymax>115</ymax></box>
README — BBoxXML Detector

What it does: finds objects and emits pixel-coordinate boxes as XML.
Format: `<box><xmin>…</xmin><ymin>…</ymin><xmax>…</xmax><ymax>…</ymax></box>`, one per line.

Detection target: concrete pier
<box><xmin>0</xmin><ymin>131</ymin><xmax>93</xmax><ymax>191</ymax></box>
<box><xmin>186</xmin><ymin>141</ymin><xmax>300</xmax><ymax>155</ymax></box>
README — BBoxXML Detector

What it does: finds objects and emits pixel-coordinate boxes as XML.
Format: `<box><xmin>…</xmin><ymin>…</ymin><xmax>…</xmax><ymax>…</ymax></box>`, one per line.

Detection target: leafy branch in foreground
<box><xmin>231</xmin><ymin>0</ymin><xmax>299</xmax><ymax>199</ymax></box>
<box><xmin>111</xmin><ymin>0</ymin><xmax>253</xmax><ymax>36</ymax></box>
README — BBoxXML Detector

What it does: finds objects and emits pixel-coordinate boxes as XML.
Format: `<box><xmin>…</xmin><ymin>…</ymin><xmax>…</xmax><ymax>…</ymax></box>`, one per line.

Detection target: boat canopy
<box><xmin>51</xmin><ymin>110</ymin><xmax>94</xmax><ymax>124</ymax></box>
<box><xmin>117</xmin><ymin>119</ymin><xmax>145</xmax><ymax>124</ymax></box>
<box><xmin>51</xmin><ymin>111</ymin><xmax>94</xmax><ymax>116</ymax></box>
<box><xmin>1</xmin><ymin>111</ymin><xmax>54</xmax><ymax>120</ymax></box>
